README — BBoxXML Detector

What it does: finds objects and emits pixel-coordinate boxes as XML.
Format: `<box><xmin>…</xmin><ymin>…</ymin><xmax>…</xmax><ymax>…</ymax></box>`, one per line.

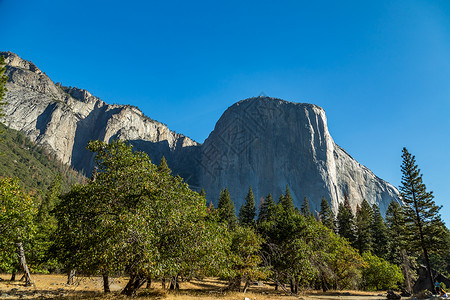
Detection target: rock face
<box><xmin>1</xmin><ymin>51</ymin><xmax>199</xmax><ymax>179</ymax></box>
<box><xmin>1</xmin><ymin>51</ymin><xmax>399</xmax><ymax>213</ymax></box>
<box><xmin>198</xmin><ymin>97</ymin><xmax>400</xmax><ymax>214</ymax></box>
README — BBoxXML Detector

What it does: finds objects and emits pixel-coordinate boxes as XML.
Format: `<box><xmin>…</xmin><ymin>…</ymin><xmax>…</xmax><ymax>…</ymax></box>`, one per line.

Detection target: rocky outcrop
<box><xmin>1</xmin><ymin>51</ymin><xmax>399</xmax><ymax>213</ymax></box>
<box><xmin>198</xmin><ymin>97</ymin><xmax>400</xmax><ymax>214</ymax></box>
<box><xmin>1</xmin><ymin>51</ymin><xmax>199</xmax><ymax>177</ymax></box>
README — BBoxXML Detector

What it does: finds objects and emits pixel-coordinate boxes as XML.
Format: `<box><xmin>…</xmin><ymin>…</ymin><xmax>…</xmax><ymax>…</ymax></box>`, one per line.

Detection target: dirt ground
<box><xmin>0</xmin><ymin>274</ymin><xmax>388</xmax><ymax>300</ymax></box>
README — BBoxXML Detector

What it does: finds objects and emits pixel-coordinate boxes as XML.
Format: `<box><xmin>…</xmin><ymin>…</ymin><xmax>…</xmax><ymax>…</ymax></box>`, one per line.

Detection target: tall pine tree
<box><xmin>238</xmin><ymin>186</ymin><xmax>256</xmax><ymax>227</ymax></box>
<box><xmin>319</xmin><ymin>197</ymin><xmax>335</xmax><ymax>231</ymax></box>
<box><xmin>218</xmin><ymin>187</ymin><xmax>237</xmax><ymax>230</ymax></box>
<box><xmin>336</xmin><ymin>194</ymin><xmax>356</xmax><ymax>245</ymax></box>
<box><xmin>278</xmin><ymin>185</ymin><xmax>294</xmax><ymax>215</ymax></box>
<box><xmin>355</xmin><ymin>199</ymin><xmax>373</xmax><ymax>254</ymax></box>
<box><xmin>371</xmin><ymin>204</ymin><xmax>389</xmax><ymax>259</ymax></box>
<box><xmin>301</xmin><ymin>197</ymin><xmax>313</xmax><ymax>218</ymax></box>
<box><xmin>399</xmin><ymin>148</ymin><xmax>448</xmax><ymax>293</ymax></box>
<box><xmin>258</xmin><ymin>194</ymin><xmax>276</xmax><ymax>223</ymax></box>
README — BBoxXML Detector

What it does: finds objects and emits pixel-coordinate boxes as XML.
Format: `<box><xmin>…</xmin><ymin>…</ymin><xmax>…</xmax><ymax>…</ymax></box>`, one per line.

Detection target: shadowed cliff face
<box><xmin>1</xmin><ymin>51</ymin><xmax>399</xmax><ymax>214</ymax></box>
<box><xmin>199</xmin><ymin>97</ymin><xmax>400</xmax><ymax>214</ymax></box>
<box><xmin>0</xmin><ymin>51</ymin><xmax>199</xmax><ymax>179</ymax></box>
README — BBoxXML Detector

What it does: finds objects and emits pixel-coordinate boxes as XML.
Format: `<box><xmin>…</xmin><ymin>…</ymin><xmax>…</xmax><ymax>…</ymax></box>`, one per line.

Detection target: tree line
<box><xmin>1</xmin><ymin>138</ymin><xmax>448</xmax><ymax>296</ymax></box>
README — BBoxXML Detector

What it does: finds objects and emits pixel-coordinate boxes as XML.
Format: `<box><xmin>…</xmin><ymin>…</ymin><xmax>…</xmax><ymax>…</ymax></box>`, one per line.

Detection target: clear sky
<box><xmin>1</xmin><ymin>0</ymin><xmax>449</xmax><ymax>225</ymax></box>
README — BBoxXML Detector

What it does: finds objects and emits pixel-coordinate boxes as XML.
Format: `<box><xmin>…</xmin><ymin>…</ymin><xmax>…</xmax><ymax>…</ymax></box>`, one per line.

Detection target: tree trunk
<box><xmin>146</xmin><ymin>277</ymin><xmax>151</xmax><ymax>289</ymax></box>
<box><xmin>102</xmin><ymin>274</ymin><xmax>110</xmax><ymax>293</ymax></box>
<box><xmin>16</xmin><ymin>242</ymin><xmax>32</xmax><ymax>286</ymax></box>
<box><xmin>169</xmin><ymin>276</ymin><xmax>180</xmax><ymax>290</ymax></box>
<box><xmin>10</xmin><ymin>271</ymin><xmax>16</xmax><ymax>281</ymax></box>
<box><xmin>121</xmin><ymin>274</ymin><xmax>146</xmax><ymax>296</ymax></box>
<box><xmin>162</xmin><ymin>278</ymin><xmax>166</xmax><ymax>289</ymax></box>
<box><xmin>227</xmin><ymin>275</ymin><xmax>242</xmax><ymax>291</ymax></box>
<box><xmin>67</xmin><ymin>270</ymin><xmax>76</xmax><ymax>285</ymax></box>
<box><xmin>401</xmin><ymin>250</ymin><xmax>413</xmax><ymax>293</ymax></box>
<box><xmin>242</xmin><ymin>278</ymin><xmax>250</xmax><ymax>293</ymax></box>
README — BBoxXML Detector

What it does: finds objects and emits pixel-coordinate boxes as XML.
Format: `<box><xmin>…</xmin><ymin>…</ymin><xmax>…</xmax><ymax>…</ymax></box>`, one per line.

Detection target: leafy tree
<box><xmin>320</xmin><ymin>197</ymin><xmax>335</xmax><ymax>231</ymax></box>
<box><xmin>0</xmin><ymin>177</ymin><xmax>35</xmax><ymax>284</ymax></box>
<box><xmin>238</xmin><ymin>186</ymin><xmax>256</xmax><ymax>227</ymax></box>
<box><xmin>399</xmin><ymin>148</ymin><xmax>448</xmax><ymax>293</ymax></box>
<box><xmin>355</xmin><ymin>200</ymin><xmax>373</xmax><ymax>254</ymax></box>
<box><xmin>218</xmin><ymin>187</ymin><xmax>237</xmax><ymax>229</ymax></box>
<box><xmin>301</xmin><ymin>197</ymin><xmax>313</xmax><ymax>218</ymax></box>
<box><xmin>336</xmin><ymin>195</ymin><xmax>356</xmax><ymax>245</ymax></box>
<box><xmin>55</xmin><ymin>140</ymin><xmax>213</xmax><ymax>295</ymax></box>
<box><xmin>258</xmin><ymin>193</ymin><xmax>276</xmax><ymax>223</ymax></box>
<box><xmin>371</xmin><ymin>204</ymin><xmax>389</xmax><ymax>259</ymax></box>
<box><xmin>360</xmin><ymin>252</ymin><xmax>404</xmax><ymax>291</ymax></box>
<box><xmin>225</xmin><ymin>226</ymin><xmax>269</xmax><ymax>292</ymax></box>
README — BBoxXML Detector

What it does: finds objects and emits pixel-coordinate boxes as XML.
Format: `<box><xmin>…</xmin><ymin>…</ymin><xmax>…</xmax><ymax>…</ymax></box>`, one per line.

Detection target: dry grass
<box><xmin>0</xmin><ymin>274</ymin><xmax>386</xmax><ymax>300</ymax></box>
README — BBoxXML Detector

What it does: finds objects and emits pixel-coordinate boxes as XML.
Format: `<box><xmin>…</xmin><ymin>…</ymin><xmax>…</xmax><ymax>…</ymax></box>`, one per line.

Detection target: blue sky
<box><xmin>1</xmin><ymin>0</ymin><xmax>449</xmax><ymax>225</ymax></box>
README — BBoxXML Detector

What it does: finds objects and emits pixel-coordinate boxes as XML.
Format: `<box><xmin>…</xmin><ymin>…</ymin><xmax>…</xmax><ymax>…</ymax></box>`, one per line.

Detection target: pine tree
<box><xmin>319</xmin><ymin>197</ymin><xmax>335</xmax><ymax>231</ymax></box>
<box><xmin>199</xmin><ymin>188</ymin><xmax>206</xmax><ymax>198</ymax></box>
<box><xmin>399</xmin><ymin>148</ymin><xmax>448</xmax><ymax>293</ymax></box>
<box><xmin>336</xmin><ymin>195</ymin><xmax>356</xmax><ymax>245</ymax></box>
<box><xmin>371</xmin><ymin>204</ymin><xmax>389</xmax><ymax>259</ymax></box>
<box><xmin>258</xmin><ymin>194</ymin><xmax>276</xmax><ymax>223</ymax></box>
<box><xmin>218</xmin><ymin>187</ymin><xmax>237</xmax><ymax>229</ymax></box>
<box><xmin>301</xmin><ymin>197</ymin><xmax>313</xmax><ymax>218</ymax></box>
<box><xmin>278</xmin><ymin>185</ymin><xmax>294</xmax><ymax>214</ymax></box>
<box><xmin>355</xmin><ymin>199</ymin><xmax>373</xmax><ymax>254</ymax></box>
<box><xmin>385</xmin><ymin>200</ymin><xmax>416</xmax><ymax>293</ymax></box>
<box><xmin>158</xmin><ymin>156</ymin><xmax>170</xmax><ymax>173</ymax></box>
<box><xmin>238</xmin><ymin>186</ymin><xmax>256</xmax><ymax>227</ymax></box>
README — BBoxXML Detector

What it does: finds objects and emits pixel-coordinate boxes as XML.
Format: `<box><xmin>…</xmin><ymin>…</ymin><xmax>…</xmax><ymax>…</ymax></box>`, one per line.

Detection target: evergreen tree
<box><xmin>385</xmin><ymin>200</ymin><xmax>416</xmax><ymax>292</ymax></box>
<box><xmin>258</xmin><ymin>193</ymin><xmax>276</xmax><ymax>223</ymax></box>
<box><xmin>371</xmin><ymin>204</ymin><xmax>389</xmax><ymax>259</ymax></box>
<box><xmin>399</xmin><ymin>148</ymin><xmax>448</xmax><ymax>293</ymax></box>
<box><xmin>336</xmin><ymin>195</ymin><xmax>356</xmax><ymax>245</ymax></box>
<box><xmin>199</xmin><ymin>188</ymin><xmax>206</xmax><ymax>198</ymax></box>
<box><xmin>238</xmin><ymin>186</ymin><xmax>256</xmax><ymax>227</ymax></box>
<box><xmin>355</xmin><ymin>199</ymin><xmax>373</xmax><ymax>254</ymax></box>
<box><xmin>158</xmin><ymin>156</ymin><xmax>170</xmax><ymax>173</ymax></box>
<box><xmin>218</xmin><ymin>187</ymin><xmax>237</xmax><ymax>229</ymax></box>
<box><xmin>320</xmin><ymin>197</ymin><xmax>335</xmax><ymax>231</ymax></box>
<box><xmin>301</xmin><ymin>197</ymin><xmax>313</xmax><ymax>218</ymax></box>
<box><xmin>278</xmin><ymin>185</ymin><xmax>294</xmax><ymax>214</ymax></box>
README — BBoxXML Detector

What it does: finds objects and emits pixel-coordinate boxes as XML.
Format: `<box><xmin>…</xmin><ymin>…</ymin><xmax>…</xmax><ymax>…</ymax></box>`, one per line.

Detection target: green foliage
<box><xmin>0</xmin><ymin>123</ymin><xmax>85</xmax><ymax>193</ymax></box>
<box><xmin>336</xmin><ymin>195</ymin><xmax>356</xmax><ymax>245</ymax></box>
<box><xmin>258</xmin><ymin>193</ymin><xmax>276</xmax><ymax>224</ymax></box>
<box><xmin>278</xmin><ymin>185</ymin><xmax>294</xmax><ymax>215</ymax></box>
<box><xmin>54</xmin><ymin>140</ymin><xmax>213</xmax><ymax>281</ymax></box>
<box><xmin>355</xmin><ymin>200</ymin><xmax>373</xmax><ymax>254</ymax></box>
<box><xmin>238</xmin><ymin>186</ymin><xmax>256</xmax><ymax>227</ymax></box>
<box><xmin>371</xmin><ymin>204</ymin><xmax>389</xmax><ymax>259</ymax></box>
<box><xmin>0</xmin><ymin>177</ymin><xmax>36</xmax><ymax>272</ymax></box>
<box><xmin>218</xmin><ymin>187</ymin><xmax>237</xmax><ymax>230</ymax></box>
<box><xmin>320</xmin><ymin>197</ymin><xmax>335</xmax><ymax>231</ymax></box>
<box><xmin>400</xmin><ymin>148</ymin><xmax>448</xmax><ymax>255</ymax></box>
<box><xmin>360</xmin><ymin>252</ymin><xmax>404</xmax><ymax>291</ymax></box>
<box><xmin>301</xmin><ymin>197</ymin><xmax>313</xmax><ymax>218</ymax></box>
<box><xmin>385</xmin><ymin>200</ymin><xmax>407</xmax><ymax>265</ymax></box>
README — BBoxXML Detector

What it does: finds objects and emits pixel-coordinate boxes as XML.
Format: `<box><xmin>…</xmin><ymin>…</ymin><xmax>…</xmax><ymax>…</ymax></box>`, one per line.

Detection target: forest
<box><xmin>0</xmin><ymin>138</ymin><xmax>448</xmax><ymax>297</ymax></box>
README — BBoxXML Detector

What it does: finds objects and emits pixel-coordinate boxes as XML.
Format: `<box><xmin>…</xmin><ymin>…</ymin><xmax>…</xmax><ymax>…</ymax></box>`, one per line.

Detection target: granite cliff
<box><xmin>0</xmin><ymin>51</ymin><xmax>199</xmax><ymax>179</ymax></box>
<box><xmin>198</xmin><ymin>98</ymin><xmax>399</xmax><ymax>214</ymax></box>
<box><xmin>1</xmin><ymin>51</ymin><xmax>399</xmax><ymax>213</ymax></box>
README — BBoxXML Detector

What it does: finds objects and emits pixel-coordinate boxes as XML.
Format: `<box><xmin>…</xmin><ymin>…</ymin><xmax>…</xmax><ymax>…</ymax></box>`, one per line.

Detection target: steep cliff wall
<box><xmin>1</xmin><ymin>51</ymin><xmax>399</xmax><ymax>213</ymax></box>
<box><xmin>1</xmin><ymin>51</ymin><xmax>199</xmax><ymax>177</ymax></box>
<box><xmin>199</xmin><ymin>97</ymin><xmax>399</xmax><ymax>214</ymax></box>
